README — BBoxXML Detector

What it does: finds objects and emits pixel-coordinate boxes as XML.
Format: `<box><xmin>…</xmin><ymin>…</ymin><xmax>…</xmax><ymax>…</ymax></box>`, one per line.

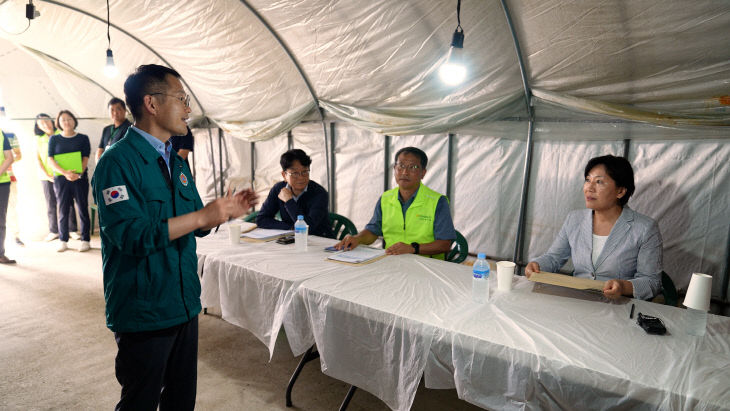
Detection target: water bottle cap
<box><xmin>477</xmin><ymin>253</ymin><xmax>486</xmax><ymax>259</ymax></box>
<box><xmin>297</xmin><ymin>215</ymin><xmax>304</xmax><ymax>220</ymax></box>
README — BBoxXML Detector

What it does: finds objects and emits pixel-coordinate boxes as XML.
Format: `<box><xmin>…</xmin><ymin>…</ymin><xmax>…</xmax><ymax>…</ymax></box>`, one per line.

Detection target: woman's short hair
<box><xmin>55</xmin><ymin>110</ymin><xmax>78</xmax><ymax>131</ymax></box>
<box><xmin>280</xmin><ymin>149</ymin><xmax>312</xmax><ymax>170</ymax></box>
<box><xmin>585</xmin><ymin>155</ymin><xmax>635</xmax><ymax>206</ymax></box>
<box><xmin>34</xmin><ymin>113</ymin><xmax>54</xmax><ymax>136</ymax></box>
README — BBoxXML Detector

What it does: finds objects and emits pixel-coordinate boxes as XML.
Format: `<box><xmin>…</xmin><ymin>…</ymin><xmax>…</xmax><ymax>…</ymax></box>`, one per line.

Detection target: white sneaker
<box><xmin>57</xmin><ymin>241</ymin><xmax>68</xmax><ymax>252</ymax></box>
<box><xmin>44</xmin><ymin>233</ymin><xmax>59</xmax><ymax>242</ymax></box>
<box><xmin>79</xmin><ymin>241</ymin><xmax>91</xmax><ymax>252</ymax></box>
<box><xmin>70</xmin><ymin>232</ymin><xmax>81</xmax><ymax>240</ymax></box>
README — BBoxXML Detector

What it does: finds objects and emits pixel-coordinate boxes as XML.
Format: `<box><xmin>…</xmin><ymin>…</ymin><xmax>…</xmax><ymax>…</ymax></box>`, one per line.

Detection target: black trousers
<box><xmin>41</xmin><ymin>179</ymin><xmax>76</xmax><ymax>234</ymax></box>
<box><xmin>53</xmin><ymin>175</ymin><xmax>89</xmax><ymax>241</ymax></box>
<box><xmin>114</xmin><ymin>316</ymin><xmax>198</xmax><ymax>411</ymax></box>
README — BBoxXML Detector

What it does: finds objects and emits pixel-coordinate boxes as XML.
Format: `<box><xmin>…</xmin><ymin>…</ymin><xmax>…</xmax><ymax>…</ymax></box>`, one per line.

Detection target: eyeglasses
<box><xmin>150</xmin><ymin>93</ymin><xmax>190</xmax><ymax>108</ymax></box>
<box><xmin>393</xmin><ymin>163</ymin><xmax>421</xmax><ymax>172</ymax></box>
<box><xmin>285</xmin><ymin>169</ymin><xmax>310</xmax><ymax>178</ymax></box>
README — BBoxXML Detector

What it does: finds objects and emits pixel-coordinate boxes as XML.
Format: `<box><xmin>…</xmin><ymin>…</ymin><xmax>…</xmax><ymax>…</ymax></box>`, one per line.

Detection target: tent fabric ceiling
<box><xmin>1</xmin><ymin>0</ymin><xmax>727</xmax><ymax>139</ymax></box>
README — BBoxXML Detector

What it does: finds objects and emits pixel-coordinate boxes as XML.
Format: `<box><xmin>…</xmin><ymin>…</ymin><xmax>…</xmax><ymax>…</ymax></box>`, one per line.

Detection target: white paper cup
<box><xmin>228</xmin><ymin>223</ymin><xmax>242</xmax><ymax>245</ymax></box>
<box><xmin>497</xmin><ymin>261</ymin><xmax>516</xmax><ymax>292</ymax></box>
<box><xmin>683</xmin><ymin>273</ymin><xmax>712</xmax><ymax>311</ymax></box>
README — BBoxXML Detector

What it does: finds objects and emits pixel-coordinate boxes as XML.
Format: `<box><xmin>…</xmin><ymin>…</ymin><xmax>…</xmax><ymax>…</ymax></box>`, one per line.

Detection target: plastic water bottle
<box><xmin>294</xmin><ymin>215</ymin><xmax>308</xmax><ymax>251</ymax></box>
<box><xmin>472</xmin><ymin>253</ymin><xmax>489</xmax><ymax>303</ymax></box>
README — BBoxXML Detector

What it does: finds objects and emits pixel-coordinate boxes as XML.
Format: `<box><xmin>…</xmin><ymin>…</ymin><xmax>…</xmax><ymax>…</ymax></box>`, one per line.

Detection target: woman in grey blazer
<box><xmin>525</xmin><ymin>155</ymin><xmax>662</xmax><ymax>300</ymax></box>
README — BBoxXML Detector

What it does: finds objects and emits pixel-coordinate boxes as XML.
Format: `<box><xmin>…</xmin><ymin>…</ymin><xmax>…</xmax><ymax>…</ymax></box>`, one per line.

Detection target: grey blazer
<box><xmin>533</xmin><ymin>206</ymin><xmax>663</xmax><ymax>300</ymax></box>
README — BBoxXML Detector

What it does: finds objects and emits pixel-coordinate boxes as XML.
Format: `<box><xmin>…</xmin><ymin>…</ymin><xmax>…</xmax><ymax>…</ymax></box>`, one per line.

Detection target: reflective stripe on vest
<box><xmin>381</xmin><ymin>183</ymin><xmax>445</xmax><ymax>260</ymax></box>
<box><xmin>0</xmin><ymin>131</ymin><xmax>10</xmax><ymax>183</ymax></box>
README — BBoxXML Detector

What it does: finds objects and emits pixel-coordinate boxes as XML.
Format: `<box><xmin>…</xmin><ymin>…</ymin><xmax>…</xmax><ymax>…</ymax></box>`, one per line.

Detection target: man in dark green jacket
<box><xmin>92</xmin><ymin>64</ymin><xmax>257</xmax><ymax>411</ymax></box>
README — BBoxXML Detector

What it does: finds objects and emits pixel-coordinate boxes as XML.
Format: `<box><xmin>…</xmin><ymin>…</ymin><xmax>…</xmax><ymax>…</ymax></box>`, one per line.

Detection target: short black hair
<box><xmin>280</xmin><ymin>149</ymin><xmax>312</xmax><ymax>170</ymax></box>
<box><xmin>34</xmin><ymin>113</ymin><xmax>55</xmax><ymax>136</ymax></box>
<box><xmin>55</xmin><ymin>110</ymin><xmax>78</xmax><ymax>131</ymax></box>
<box><xmin>124</xmin><ymin>64</ymin><xmax>180</xmax><ymax>120</ymax></box>
<box><xmin>394</xmin><ymin>146</ymin><xmax>428</xmax><ymax>169</ymax></box>
<box><xmin>584</xmin><ymin>155</ymin><xmax>635</xmax><ymax>206</ymax></box>
<box><xmin>108</xmin><ymin>97</ymin><xmax>126</xmax><ymax>110</ymax></box>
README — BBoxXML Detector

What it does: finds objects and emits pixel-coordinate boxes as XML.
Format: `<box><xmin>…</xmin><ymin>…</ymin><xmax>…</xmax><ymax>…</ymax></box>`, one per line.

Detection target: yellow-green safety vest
<box><xmin>36</xmin><ymin>130</ymin><xmax>60</xmax><ymax>177</ymax></box>
<box><xmin>381</xmin><ymin>183</ymin><xmax>445</xmax><ymax>260</ymax></box>
<box><xmin>0</xmin><ymin>130</ymin><xmax>11</xmax><ymax>183</ymax></box>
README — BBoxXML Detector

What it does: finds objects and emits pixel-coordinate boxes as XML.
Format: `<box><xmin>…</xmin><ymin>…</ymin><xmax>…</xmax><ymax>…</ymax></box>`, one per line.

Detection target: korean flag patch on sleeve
<box><xmin>103</xmin><ymin>185</ymin><xmax>129</xmax><ymax>205</ymax></box>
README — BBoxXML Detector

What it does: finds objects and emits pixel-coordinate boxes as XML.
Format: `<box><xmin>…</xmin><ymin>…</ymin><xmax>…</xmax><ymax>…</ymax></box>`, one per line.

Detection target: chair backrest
<box><xmin>446</xmin><ymin>230</ymin><xmax>468</xmax><ymax>264</ymax></box>
<box><xmin>661</xmin><ymin>271</ymin><xmax>679</xmax><ymax>307</ymax></box>
<box><xmin>328</xmin><ymin>212</ymin><xmax>358</xmax><ymax>240</ymax></box>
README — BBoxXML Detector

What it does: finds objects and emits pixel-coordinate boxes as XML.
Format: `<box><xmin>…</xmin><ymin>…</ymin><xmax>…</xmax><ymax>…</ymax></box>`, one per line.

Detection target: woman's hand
<box><xmin>64</xmin><ymin>171</ymin><xmax>80</xmax><ymax>181</ymax></box>
<box><xmin>603</xmin><ymin>279</ymin><xmax>626</xmax><ymax>299</ymax></box>
<box><xmin>525</xmin><ymin>262</ymin><xmax>541</xmax><ymax>278</ymax></box>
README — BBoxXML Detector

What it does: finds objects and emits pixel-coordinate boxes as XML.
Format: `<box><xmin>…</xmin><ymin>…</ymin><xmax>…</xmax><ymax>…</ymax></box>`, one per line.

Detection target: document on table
<box><xmin>237</xmin><ymin>222</ymin><xmax>257</xmax><ymax>234</ymax></box>
<box><xmin>241</xmin><ymin>228</ymin><xmax>293</xmax><ymax>241</ymax></box>
<box><xmin>528</xmin><ymin>271</ymin><xmax>605</xmax><ymax>291</ymax></box>
<box><xmin>327</xmin><ymin>246</ymin><xmax>386</xmax><ymax>265</ymax></box>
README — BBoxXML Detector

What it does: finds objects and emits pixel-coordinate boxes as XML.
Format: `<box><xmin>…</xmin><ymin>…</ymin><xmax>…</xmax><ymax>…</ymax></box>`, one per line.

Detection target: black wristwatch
<box><xmin>410</xmin><ymin>242</ymin><xmax>419</xmax><ymax>255</ymax></box>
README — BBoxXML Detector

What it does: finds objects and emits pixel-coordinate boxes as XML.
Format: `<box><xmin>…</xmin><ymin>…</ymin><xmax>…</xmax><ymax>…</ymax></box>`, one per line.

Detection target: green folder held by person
<box><xmin>54</xmin><ymin>151</ymin><xmax>83</xmax><ymax>174</ymax></box>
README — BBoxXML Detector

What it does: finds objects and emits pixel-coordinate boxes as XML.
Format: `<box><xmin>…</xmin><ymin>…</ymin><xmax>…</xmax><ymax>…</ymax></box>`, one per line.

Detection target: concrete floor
<box><xmin>0</xmin><ymin>237</ymin><xmax>482</xmax><ymax>410</ymax></box>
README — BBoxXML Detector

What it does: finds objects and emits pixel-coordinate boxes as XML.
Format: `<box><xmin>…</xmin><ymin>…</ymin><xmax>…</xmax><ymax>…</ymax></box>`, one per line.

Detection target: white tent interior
<box><xmin>0</xmin><ymin>0</ymin><xmax>728</xmax><ymax>313</ymax></box>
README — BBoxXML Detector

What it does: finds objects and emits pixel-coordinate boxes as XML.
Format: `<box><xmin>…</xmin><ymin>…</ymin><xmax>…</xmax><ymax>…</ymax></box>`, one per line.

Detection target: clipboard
<box><xmin>54</xmin><ymin>151</ymin><xmax>83</xmax><ymax>173</ymax></box>
<box><xmin>528</xmin><ymin>271</ymin><xmax>605</xmax><ymax>291</ymax></box>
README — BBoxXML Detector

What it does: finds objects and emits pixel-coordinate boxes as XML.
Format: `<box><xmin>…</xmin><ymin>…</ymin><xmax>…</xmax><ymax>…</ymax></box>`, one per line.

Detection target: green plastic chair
<box><xmin>243</xmin><ymin>210</ymin><xmax>258</xmax><ymax>222</ymax></box>
<box><xmin>446</xmin><ymin>230</ymin><xmax>468</xmax><ymax>264</ymax></box>
<box><xmin>660</xmin><ymin>271</ymin><xmax>679</xmax><ymax>307</ymax></box>
<box><xmin>328</xmin><ymin>212</ymin><xmax>357</xmax><ymax>240</ymax></box>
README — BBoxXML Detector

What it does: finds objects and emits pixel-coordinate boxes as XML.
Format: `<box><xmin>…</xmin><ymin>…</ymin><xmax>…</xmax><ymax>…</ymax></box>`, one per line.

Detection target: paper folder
<box><xmin>54</xmin><ymin>151</ymin><xmax>83</xmax><ymax>174</ymax></box>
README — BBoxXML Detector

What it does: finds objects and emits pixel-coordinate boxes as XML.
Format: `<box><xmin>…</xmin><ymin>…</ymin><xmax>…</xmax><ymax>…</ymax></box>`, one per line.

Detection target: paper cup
<box><xmin>683</xmin><ymin>273</ymin><xmax>712</xmax><ymax>311</ymax></box>
<box><xmin>228</xmin><ymin>223</ymin><xmax>242</xmax><ymax>245</ymax></box>
<box><xmin>497</xmin><ymin>261</ymin><xmax>516</xmax><ymax>292</ymax></box>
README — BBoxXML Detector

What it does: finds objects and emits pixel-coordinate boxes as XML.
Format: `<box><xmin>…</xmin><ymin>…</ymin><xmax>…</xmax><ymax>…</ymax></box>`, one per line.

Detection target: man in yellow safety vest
<box><xmin>334</xmin><ymin>146</ymin><xmax>455</xmax><ymax>259</ymax></box>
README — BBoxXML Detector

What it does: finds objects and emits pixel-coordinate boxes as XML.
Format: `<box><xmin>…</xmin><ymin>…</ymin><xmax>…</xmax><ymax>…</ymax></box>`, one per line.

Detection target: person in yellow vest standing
<box><xmin>335</xmin><ymin>146</ymin><xmax>455</xmax><ymax>259</ymax></box>
<box><xmin>35</xmin><ymin>113</ymin><xmax>78</xmax><ymax>241</ymax></box>
<box><xmin>0</xmin><ymin>128</ymin><xmax>16</xmax><ymax>263</ymax></box>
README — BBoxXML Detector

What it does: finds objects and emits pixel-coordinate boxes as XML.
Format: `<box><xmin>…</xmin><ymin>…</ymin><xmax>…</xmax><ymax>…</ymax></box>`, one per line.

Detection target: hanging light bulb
<box><xmin>104</xmin><ymin>48</ymin><xmax>118</xmax><ymax>78</ymax></box>
<box><xmin>439</xmin><ymin>28</ymin><xmax>466</xmax><ymax>86</ymax></box>
<box><xmin>102</xmin><ymin>0</ymin><xmax>117</xmax><ymax>78</ymax></box>
<box><xmin>439</xmin><ymin>0</ymin><xmax>467</xmax><ymax>86</ymax></box>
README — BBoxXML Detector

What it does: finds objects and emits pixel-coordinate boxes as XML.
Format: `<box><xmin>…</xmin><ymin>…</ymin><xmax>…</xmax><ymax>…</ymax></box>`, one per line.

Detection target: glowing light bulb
<box><xmin>104</xmin><ymin>49</ymin><xmax>118</xmax><ymax>78</ymax></box>
<box><xmin>439</xmin><ymin>46</ymin><xmax>467</xmax><ymax>86</ymax></box>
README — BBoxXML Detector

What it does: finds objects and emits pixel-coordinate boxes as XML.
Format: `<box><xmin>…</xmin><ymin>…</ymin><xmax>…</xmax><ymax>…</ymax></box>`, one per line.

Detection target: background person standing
<box><xmin>95</xmin><ymin>97</ymin><xmax>131</xmax><ymax>162</ymax></box>
<box><xmin>47</xmin><ymin>110</ymin><xmax>91</xmax><ymax>252</ymax></box>
<box><xmin>35</xmin><ymin>113</ymin><xmax>77</xmax><ymax>241</ymax></box>
<box><xmin>0</xmin><ymin>128</ymin><xmax>16</xmax><ymax>264</ymax></box>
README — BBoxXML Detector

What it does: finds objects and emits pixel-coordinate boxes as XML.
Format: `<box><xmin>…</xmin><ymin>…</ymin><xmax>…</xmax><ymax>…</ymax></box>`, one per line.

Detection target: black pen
<box><xmin>629</xmin><ymin>303</ymin><xmax>635</xmax><ymax>319</ymax></box>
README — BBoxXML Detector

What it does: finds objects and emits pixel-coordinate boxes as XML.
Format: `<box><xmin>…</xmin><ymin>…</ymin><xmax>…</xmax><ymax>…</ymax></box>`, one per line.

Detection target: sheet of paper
<box><xmin>241</xmin><ymin>228</ymin><xmax>293</xmax><ymax>240</ymax></box>
<box><xmin>327</xmin><ymin>246</ymin><xmax>386</xmax><ymax>264</ymax></box>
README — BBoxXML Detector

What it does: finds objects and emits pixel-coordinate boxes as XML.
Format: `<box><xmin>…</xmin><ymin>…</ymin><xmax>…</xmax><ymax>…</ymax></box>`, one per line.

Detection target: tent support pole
<box><xmin>39</xmin><ymin>0</ymin><xmax>206</xmax><ymax>116</ymax></box>
<box><xmin>218</xmin><ymin>128</ymin><xmax>224</xmax><ymax>195</ymax></box>
<box><xmin>500</xmin><ymin>0</ymin><xmax>535</xmax><ymax>267</ymax></box>
<box><xmin>250</xmin><ymin>141</ymin><xmax>256</xmax><ymax>191</ymax></box>
<box><xmin>207</xmin><ymin>129</ymin><xmax>218</xmax><ymax>198</ymax></box>
<box><xmin>287</xmin><ymin>131</ymin><xmax>293</xmax><ymax>150</ymax></box>
<box><xmin>237</xmin><ymin>0</ymin><xmax>331</xmax><ymax>204</ymax></box>
<box><xmin>447</xmin><ymin>133</ymin><xmax>455</xmax><ymax>214</ymax></box>
<box><xmin>384</xmin><ymin>136</ymin><xmax>391</xmax><ymax>191</ymax></box>
<box><xmin>623</xmin><ymin>138</ymin><xmax>631</xmax><ymax>158</ymax></box>
<box><xmin>329</xmin><ymin>123</ymin><xmax>337</xmax><ymax>213</ymax></box>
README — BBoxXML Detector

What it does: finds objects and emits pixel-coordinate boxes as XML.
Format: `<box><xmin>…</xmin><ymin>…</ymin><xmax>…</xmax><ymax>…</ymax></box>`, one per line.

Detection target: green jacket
<box><xmin>92</xmin><ymin>128</ymin><xmax>207</xmax><ymax>332</ymax></box>
<box><xmin>381</xmin><ymin>183</ymin><xmax>445</xmax><ymax>260</ymax></box>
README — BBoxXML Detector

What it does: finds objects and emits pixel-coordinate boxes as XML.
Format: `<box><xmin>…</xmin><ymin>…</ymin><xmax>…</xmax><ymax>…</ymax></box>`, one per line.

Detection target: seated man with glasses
<box><xmin>256</xmin><ymin>149</ymin><xmax>334</xmax><ymax>238</ymax></box>
<box><xmin>334</xmin><ymin>146</ymin><xmax>455</xmax><ymax>259</ymax></box>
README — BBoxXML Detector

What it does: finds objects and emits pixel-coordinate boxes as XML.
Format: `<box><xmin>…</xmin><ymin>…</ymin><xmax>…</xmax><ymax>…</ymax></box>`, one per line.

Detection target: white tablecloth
<box><xmin>197</xmin><ymin>229</ymin><xmax>340</xmax><ymax>358</ymax></box>
<box><xmin>197</xmin><ymin>233</ymin><xmax>730</xmax><ymax>410</ymax></box>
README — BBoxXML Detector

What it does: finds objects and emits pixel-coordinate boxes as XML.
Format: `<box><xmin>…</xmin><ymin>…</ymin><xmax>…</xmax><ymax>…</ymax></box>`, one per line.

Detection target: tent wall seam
<box><xmin>500</xmin><ymin>0</ymin><xmax>535</xmax><ymax>267</ymax></box>
<box><xmin>39</xmin><ymin>0</ymin><xmax>206</xmax><ymax>118</ymax></box>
